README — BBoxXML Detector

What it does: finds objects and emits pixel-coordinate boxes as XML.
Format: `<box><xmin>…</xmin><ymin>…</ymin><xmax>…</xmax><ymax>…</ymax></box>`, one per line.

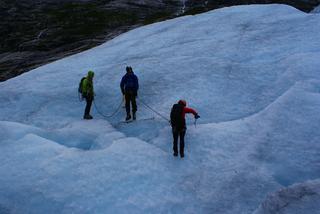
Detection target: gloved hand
<box><xmin>195</xmin><ymin>114</ymin><xmax>200</xmax><ymax>119</ymax></box>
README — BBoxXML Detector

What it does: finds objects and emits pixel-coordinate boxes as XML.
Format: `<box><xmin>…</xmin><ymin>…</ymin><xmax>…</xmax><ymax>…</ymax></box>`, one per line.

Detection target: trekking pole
<box><xmin>78</xmin><ymin>92</ymin><xmax>83</xmax><ymax>102</ymax></box>
<box><xmin>194</xmin><ymin>118</ymin><xmax>197</xmax><ymax>128</ymax></box>
<box><xmin>187</xmin><ymin>142</ymin><xmax>190</xmax><ymax>153</ymax></box>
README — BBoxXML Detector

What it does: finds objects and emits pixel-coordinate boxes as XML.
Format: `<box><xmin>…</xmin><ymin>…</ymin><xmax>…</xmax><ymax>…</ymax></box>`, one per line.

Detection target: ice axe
<box><xmin>194</xmin><ymin>114</ymin><xmax>200</xmax><ymax>128</ymax></box>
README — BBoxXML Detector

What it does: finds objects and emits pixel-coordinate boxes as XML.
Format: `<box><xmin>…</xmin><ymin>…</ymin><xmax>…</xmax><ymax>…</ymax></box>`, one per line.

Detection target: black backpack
<box><xmin>170</xmin><ymin>104</ymin><xmax>184</xmax><ymax>130</ymax></box>
<box><xmin>78</xmin><ymin>77</ymin><xmax>86</xmax><ymax>95</ymax></box>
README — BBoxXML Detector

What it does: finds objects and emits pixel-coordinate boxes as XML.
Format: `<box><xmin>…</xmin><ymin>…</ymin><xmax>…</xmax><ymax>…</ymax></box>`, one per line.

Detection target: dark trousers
<box><xmin>173</xmin><ymin>128</ymin><xmax>186</xmax><ymax>156</ymax></box>
<box><xmin>84</xmin><ymin>96</ymin><xmax>93</xmax><ymax>116</ymax></box>
<box><xmin>125</xmin><ymin>93</ymin><xmax>137</xmax><ymax>115</ymax></box>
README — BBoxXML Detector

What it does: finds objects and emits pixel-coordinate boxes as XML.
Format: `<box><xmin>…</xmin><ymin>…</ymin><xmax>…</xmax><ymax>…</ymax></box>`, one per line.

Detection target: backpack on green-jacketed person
<box><xmin>78</xmin><ymin>77</ymin><xmax>86</xmax><ymax>100</ymax></box>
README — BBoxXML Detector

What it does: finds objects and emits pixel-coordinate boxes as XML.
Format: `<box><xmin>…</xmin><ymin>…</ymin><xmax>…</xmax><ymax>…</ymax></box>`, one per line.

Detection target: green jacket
<box><xmin>82</xmin><ymin>71</ymin><xmax>94</xmax><ymax>97</ymax></box>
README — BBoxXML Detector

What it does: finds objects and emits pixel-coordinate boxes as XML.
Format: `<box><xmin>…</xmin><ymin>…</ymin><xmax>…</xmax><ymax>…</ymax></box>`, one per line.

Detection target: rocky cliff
<box><xmin>188</xmin><ymin>0</ymin><xmax>319</xmax><ymax>12</ymax></box>
<box><xmin>1</xmin><ymin>0</ymin><xmax>319</xmax><ymax>81</ymax></box>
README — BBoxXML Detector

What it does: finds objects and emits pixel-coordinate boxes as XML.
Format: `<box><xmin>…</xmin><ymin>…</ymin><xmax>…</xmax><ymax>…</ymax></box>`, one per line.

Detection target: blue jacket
<box><xmin>120</xmin><ymin>72</ymin><xmax>139</xmax><ymax>94</ymax></box>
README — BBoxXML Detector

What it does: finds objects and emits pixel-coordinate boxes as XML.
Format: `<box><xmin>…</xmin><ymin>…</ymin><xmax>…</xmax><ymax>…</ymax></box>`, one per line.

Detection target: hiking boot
<box><xmin>84</xmin><ymin>114</ymin><xmax>93</xmax><ymax>120</ymax></box>
<box><xmin>132</xmin><ymin>112</ymin><xmax>136</xmax><ymax>120</ymax></box>
<box><xmin>173</xmin><ymin>152</ymin><xmax>178</xmax><ymax>157</ymax></box>
<box><xmin>126</xmin><ymin>114</ymin><xmax>131</xmax><ymax>121</ymax></box>
<box><xmin>180</xmin><ymin>153</ymin><xmax>184</xmax><ymax>158</ymax></box>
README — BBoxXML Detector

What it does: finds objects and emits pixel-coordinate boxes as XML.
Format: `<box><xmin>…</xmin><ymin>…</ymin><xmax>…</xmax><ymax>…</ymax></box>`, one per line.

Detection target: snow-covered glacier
<box><xmin>0</xmin><ymin>4</ymin><xmax>320</xmax><ymax>214</ymax></box>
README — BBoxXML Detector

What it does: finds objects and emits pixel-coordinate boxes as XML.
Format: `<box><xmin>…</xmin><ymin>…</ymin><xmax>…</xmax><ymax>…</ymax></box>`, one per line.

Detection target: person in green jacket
<box><xmin>82</xmin><ymin>70</ymin><xmax>95</xmax><ymax>119</ymax></box>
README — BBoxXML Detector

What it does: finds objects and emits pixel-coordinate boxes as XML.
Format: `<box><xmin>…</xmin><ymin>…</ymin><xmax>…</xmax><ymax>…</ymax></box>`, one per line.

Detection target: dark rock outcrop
<box><xmin>0</xmin><ymin>0</ymin><xmax>180</xmax><ymax>81</ymax></box>
<box><xmin>1</xmin><ymin>0</ymin><xmax>319</xmax><ymax>81</ymax></box>
<box><xmin>184</xmin><ymin>0</ymin><xmax>320</xmax><ymax>15</ymax></box>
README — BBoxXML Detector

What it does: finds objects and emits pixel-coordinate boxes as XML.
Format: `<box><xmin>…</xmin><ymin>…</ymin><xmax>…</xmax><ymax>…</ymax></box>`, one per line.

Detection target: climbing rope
<box><xmin>137</xmin><ymin>97</ymin><xmax>170</xmax><ymax>123</ymax></box>
<box><xmin>93</xmin><ymin>97</ymin><xmax>124</xmax><ymax>119</ymax></box>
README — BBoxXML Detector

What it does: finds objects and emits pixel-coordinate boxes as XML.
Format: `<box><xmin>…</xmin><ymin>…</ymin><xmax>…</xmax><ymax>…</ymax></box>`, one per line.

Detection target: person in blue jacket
<box><xmin>120</xmin><ymin>66</ymin><xmax>139</xmax><ymax>121</ymax></box>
